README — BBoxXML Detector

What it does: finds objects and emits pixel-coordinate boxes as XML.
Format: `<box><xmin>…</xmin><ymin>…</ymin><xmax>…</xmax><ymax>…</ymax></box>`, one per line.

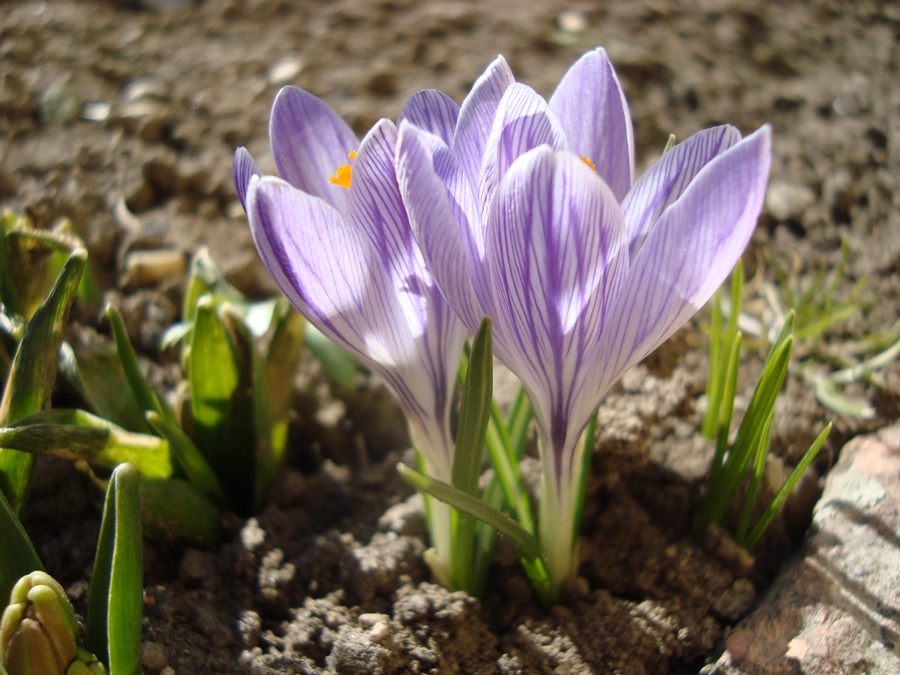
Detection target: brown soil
<box><xmin>2</xmin><ymin>0</ymin><xmax>898</xmax><ymax>673</ymax></box>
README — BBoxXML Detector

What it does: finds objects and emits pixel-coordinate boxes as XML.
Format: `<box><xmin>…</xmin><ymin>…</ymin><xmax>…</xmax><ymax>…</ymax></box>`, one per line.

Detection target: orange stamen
<box><xmin>329</xmin><ymin>151</ymin><xmax>358</xmax><ymax>189</ymax></box>
<box><xmin>580</xmin><ymin>156</ymin><xmax>596</xmax><ymax>171</ymax></box>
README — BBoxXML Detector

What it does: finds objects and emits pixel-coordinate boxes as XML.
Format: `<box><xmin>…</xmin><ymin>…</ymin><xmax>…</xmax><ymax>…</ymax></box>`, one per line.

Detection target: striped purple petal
<box><xmin>622</xmin><ymin>125</ymin><xmax>742</xmax><ymax>258</ymax></box>
<box><xmin>347</xmin><ymin>120</ymin><xmax>427</xmax><ymax>324</ymax></box>
<box><xmin>397</xmin><ymin>122</ymin><xmax>489</xmax><ymax>336</ymax></box>
<box><xmin>479</xmin><ymin>83</ymin><xmax>568</xmax><ymax>223</ymax></box>
<box><xmin>233</xmin><ymin>146</ymin><xmax>261</xmax><ymax>213</ymax></box>
<box><xmin>585</xmin><ymin>125</ymin><xmax>773</xmax><ymax>412</ymax></box>
<box><xmin>549</xmin><ymin>47</ymin><xmax>634</xmax><ymax>201</ymax></box>
<box><xmin>486</xmin><ymin>147</ymin><xmax>628</xmax><ymax>452</ymax></box>
<box><xmin>453</xmin><ymin>55</ymin><xmax>515</xmax><ymax>195</ymax></box>
<box><xmin>399</xmin><ymin>90</ymin><xmax>460</xmax><ymax>147</ymax></box>
<box><xmin>269</xmin><ymin>86</ymin><xmax>359</xmax><ymax>212</ymax></box>
<box><xmin>247</xmin><ymin>176</ymin><xmax>414</xmax><ymax>370</ymax></box>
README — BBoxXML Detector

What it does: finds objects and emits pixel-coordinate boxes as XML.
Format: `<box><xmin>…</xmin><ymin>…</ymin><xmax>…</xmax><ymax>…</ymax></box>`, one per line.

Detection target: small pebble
<box><xmin>81</xmin><ymin>100</ymin><xmax>111</xmax><ymax>122</ymax></box>
<box><xmin>368</xmin><ymin>621</ymin><xmax>390</xmax><ymax>643</ymax></box>
<box><xmin>558</xmin><ymin>9</ymin><xmax>587</xmax><ymax>33</ymax></box>
<box><xmin>240</xmin><ymin>518</ymin><xmax>266</xmax><ymax>551</ymax></box>
<box><xmin>267</xmin><ymin>56</ymin><xmax>304</xmax><ymax>85</ymax></box>
<box><xmin>358</xmin><ymin>612</ymin><xmax>390</xmax><ymax>629</ymax></box>
<box><xmin>123</xmin><ymin>249</ymin><xmax>186</xmax><ymax>288</ymax></box>
<box><xmin>142</xmin><ymin>641</ymin><xmax>169</xmax><ymax>671</ymax></box>
<box><xmin>179</xmin><ymin>549</ymin><xmax>211</xmax><ymax>587</ymax></box>
<box><xmin>237</xmin><ymin>609</ymin><xmax>262</xmax><ymax>648</ymax></box>
<box><xmin>765</xmin><ymin>180</ymin><xmax>816</xmax><ymax>221</ymax></box>
<box><xmin>712</xmin><ymin>578</ymin><xmax>757</xmax><ymax>622</ymax></box>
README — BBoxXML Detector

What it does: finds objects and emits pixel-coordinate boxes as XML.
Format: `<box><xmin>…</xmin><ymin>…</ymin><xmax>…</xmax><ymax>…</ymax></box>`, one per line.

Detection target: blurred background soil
<box><xmin>1</xmin><ymin>0</ymin><xmax>897</xmax><ymax>672</ymax></box>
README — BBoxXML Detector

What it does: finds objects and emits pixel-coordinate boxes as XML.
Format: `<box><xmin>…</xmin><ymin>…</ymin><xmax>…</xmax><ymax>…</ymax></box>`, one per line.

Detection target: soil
<box><xmin>2</xmin><ymin>0</ymin><xmax>898</xmax><ymax>673</ymax></box>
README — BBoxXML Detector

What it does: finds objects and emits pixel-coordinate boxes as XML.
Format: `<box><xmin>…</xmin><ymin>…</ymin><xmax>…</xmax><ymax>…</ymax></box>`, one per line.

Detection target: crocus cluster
<box><xmin>235</xmin><ymin>47</ymin><xmax>771</xmax><ymax>598</ymax></box>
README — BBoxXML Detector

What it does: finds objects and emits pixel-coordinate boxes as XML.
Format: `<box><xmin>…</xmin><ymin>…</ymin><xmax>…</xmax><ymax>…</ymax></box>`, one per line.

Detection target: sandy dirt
<box><xmin>2</xmin><ymin>0</ymin><xmax>898</xmax><ymax>672</ymax></box>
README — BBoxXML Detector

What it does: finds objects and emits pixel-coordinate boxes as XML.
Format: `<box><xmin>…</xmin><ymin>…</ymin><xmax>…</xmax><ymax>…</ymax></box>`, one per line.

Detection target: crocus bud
<box><xmin>0</xmin><ymin>571</ymin><xmax>78</xmax><ymax>675</ymax></box>
<box><xmin>65</xmin><ymin>647</ymin><xmax>107</xmax><ymax>675</ymax></box>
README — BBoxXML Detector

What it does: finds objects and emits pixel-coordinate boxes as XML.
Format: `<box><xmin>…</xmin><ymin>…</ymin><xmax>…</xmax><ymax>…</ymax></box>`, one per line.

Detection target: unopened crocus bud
<box><xmin>0</xmin><ymin>571</ymin><xmax>78</xmax><ymax>675</ymax></box>
<box><xmin>65</xmin><ymin>647</ymin><xmax>107</xmax><ymax>675</ymax></box>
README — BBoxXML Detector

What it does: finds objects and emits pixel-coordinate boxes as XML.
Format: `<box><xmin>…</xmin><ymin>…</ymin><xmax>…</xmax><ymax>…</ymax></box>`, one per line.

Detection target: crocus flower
<box><xmin>233</xmin><ymin>87</ymin><xmax>468</xmax><ymax>573</ymax></box>
<box><xmin>397</xmin><ymin>48</ymin><xmax>772</xmax><ymax>590</ymax></box>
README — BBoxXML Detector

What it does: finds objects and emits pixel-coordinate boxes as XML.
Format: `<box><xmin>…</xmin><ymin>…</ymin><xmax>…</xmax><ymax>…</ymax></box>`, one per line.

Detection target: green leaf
<box><xmin>663</xmin><ymin>133</ymin><xmax>677</xmax><ymax>153</ymax></box>
<box><xmin>814</xmin><ymin>378</ymin><xmax>875</xmax><ymax>419</ymax></box>
<box><xmin>0</xmin><ymin>486</ymin><xmax>44</xmax><ymax>607</ymax></box>
<box><xmin>0</xmin><ymin>409</ymin><xmax>173</xmax><ymax>479</ymax></box>
<box><xmin>0</xmin><ymin>211</ymin><xmax>21</xmax><ymax>314</ymax></box>
<box><xmin>700</xmin><ymin>314</ymin><xmax>795</xmax><ymax>533</ymax></box>
<box><xmin>189</xmin><ymin>299</ymin><xmax>256</xmax><ymax>513</ymax></box>
<box><xmin>571</xmin><ymin>411</ymin><xmax>597</xmax><ymax>547</ymax></box>
<box><xmin>265</xmin><ymin>303</ymin><xmax>304</xmax><ymax>462</ymax></box>
<box><xmin>58</xmin><ymin>341</ymin><xmax>149</xmax><ymax>433</ymax></box>
<box><xmin>86</xmin><ymin>463</ymin><xmax>143</xmax><ymax>675</ymax></box>
<box><xmin>106</xmin><ymin>305</ymin><xmax>176</xmax><ymax>427</ymax></box>
<box><xmin>146</xmin><ymin>412</ymin><xmax>224</xmax><ymax>504</ymax></box>
<box><xmin>181</xmin><ymin>248</ymin><xmax>243</xmax><ymax>326</ymax></box>
<box><xmin>506</xmin><ymin>386</ymin><xmax>533</xmax><ymax>459</ymax></box>
<box><xmin>735</xmin><ymin>409</ymin><xmax>775</xmax><ymax>543</ymax></box>
<box><xmin>0</xmin><ymin>249</ymin><xmax>86</xmax><ymax>512</ymax></box>
<box><xmin>452</xmin><ymin>319</ymin><xmax>492</xmax><ymax>497</ymax></box>
<box><xmin>744</xmin><ymin>421</ymin><xmax>832</xmax><ymax>549</ymax></box>
<box><xmin>223</xmin><ymin>307</ymin><xmax>269</xmax><ymax>512</ymax></box>
<box><xmin>447</xmin><ymin>318</ymin><xmax>493</xmax><ymax>594</ymax></box>
<box><xmin>397</xmin><ymin>462</ymin><xmax>555</xmax><ymax>603</ymax></box>
<box><xmin>138</xmin><ymin>477</ymin><xmax>223</xmax><ymax>548</ymax></box>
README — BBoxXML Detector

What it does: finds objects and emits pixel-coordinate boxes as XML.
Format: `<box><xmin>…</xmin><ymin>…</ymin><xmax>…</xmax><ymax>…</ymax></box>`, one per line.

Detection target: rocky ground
<box><xmin>1</xmin><ymin>0</ymin><xmax>898</xmax><ymax>672</ymax></box>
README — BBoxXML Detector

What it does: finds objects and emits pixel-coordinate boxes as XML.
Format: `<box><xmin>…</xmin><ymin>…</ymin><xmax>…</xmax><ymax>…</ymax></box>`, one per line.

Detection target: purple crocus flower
<box><xmin>233</xmin><ymin>87</ymin><xmax>468</xmax><ymax>571</ymax></box>
<box><xmin>397</xmin><ymin>48</ymin><xmax>772</xmax><ymax>588</ymax></box>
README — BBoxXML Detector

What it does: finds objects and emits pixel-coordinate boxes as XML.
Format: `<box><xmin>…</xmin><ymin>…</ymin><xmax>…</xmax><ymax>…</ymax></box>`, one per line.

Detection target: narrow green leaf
<box><xmin>702</xmin><ymin>288</ymin><xmax>724</xmax><ymax>439</ymax></box>
<box><xmin>745</xmin><ymin>422</ymin><xmax>832</xmax><ymax>549</ymax></box>
<box><xmin>225</xmin><ymin>308</ymin><xmax>271</xmax><ymax>512</ymax></box>
<box><xmin>506</xmin><ymin>386</ymin><xmax>533</xmax><ymax>459</ymax></box>
<box><xmin>706</xmin><ymin>332</ymin><xmax>743</xmax><ymax>502</ymax></box>
<box><xmin>87</xmin><ymin>463</ymin><xmax>143</xmax><ymax>675</ymax></box>
<box><xmin>138</xmin><ymin>477</ymin><xmax>224</xmax><ymax>548</ymax></box>
<box><xmin>663</xmin><ymin>134</ymin><xmax>677</xmax><ymax>153</ymax></box>
<box><xmin>814</xmin><ymin>378</ymin><xmax>875</xmax><ymax>419</ymax></box>
<box><xmin>146</xmin><ymin>412</ymin><xmax>224</xmax><ymax>504</ymax></box>
<box><xmin>265</xmin><ymin>302</ymin><xmax>304</xmax><ymax>462</ymax></box>
<box><xmin>0</xmin><ymin>409</ymin><xmax>173</xmax><ymax>479</ymax></box>
<box><xmin>0</xmin><ymin>486</ymin><xmax>44</xmax><ymax>606</ymax></box>
<box><xmin>707</xmin><ymin>331</ymin><xmax>793</xmax><ymax>528</ymax></box>
<box><xmin>570</xmin><ymin>411</ymin><xmax>598</xmax><ymax>547</ymax></box>
<box><xmin>398</xmin><ymin>462</ymin><xmax>544</xmax><ymax>571</ymax></box>
<box><xmin>452</xmin><ymin>319</ymin><xmax>492</xmax><ymax>496</ymax></box>
<box><xmin>0</xmin><ymin>211</ymin><xmax>20</xmax><ymax>314</ymax></box>
<box><xmin>106</xmin><ymin>304</ymin><xmax>176</xmax><ymax>427</ymax></box>
<box><xmin>448</xmin><ymin>319</ymin><xmax>493</xmax><ymax>593</ymax></box>
<box><xmin>735</xmin><ymin>409</ymin><xmax>775</xmax><ymax>544</ymax></box>
<box><xmin>484</xmin><ymin>404</ymin><xmax>535</xmax><ymax>535</ymax></box>
<box><xmin>0</xmin><ymin>249</ymin><xmax>86</xmax><ymax>512</ymax></box>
